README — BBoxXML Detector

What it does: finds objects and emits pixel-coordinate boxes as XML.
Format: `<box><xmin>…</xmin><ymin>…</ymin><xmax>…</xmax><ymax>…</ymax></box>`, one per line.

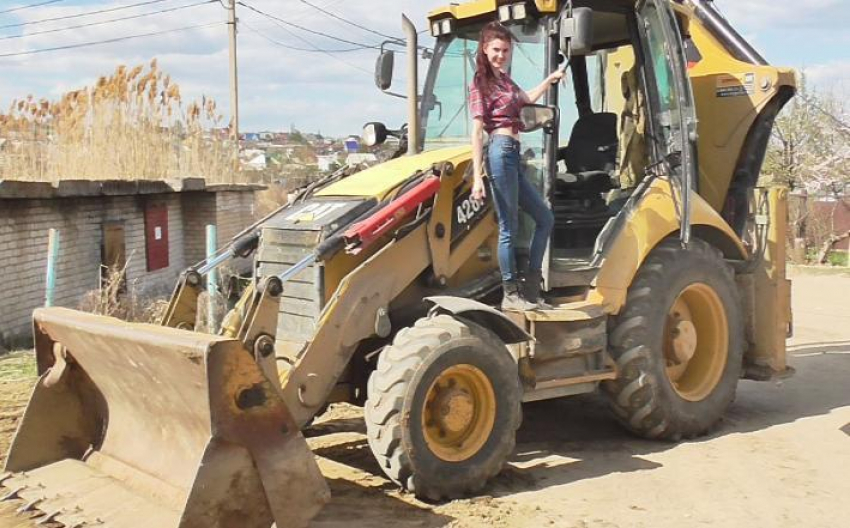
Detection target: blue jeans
<box><xmin>486</xmin><ymin>135</ymin><xmax>554</xmax><ymax>283</ymax></box>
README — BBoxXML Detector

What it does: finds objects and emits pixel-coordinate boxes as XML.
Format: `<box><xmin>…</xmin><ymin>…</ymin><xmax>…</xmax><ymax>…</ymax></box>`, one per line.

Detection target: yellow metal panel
<box><xmin>687</xmin><ymin>21</ymin><xmax>796</xmax><ymax>212</ymax></box>
<box><xmin>316</xmin><ymin>146</ymin><xmax>470</xmax><ymax>199</ymax></box>
<box><xmin>429</xmin><ymin>0</ymin><xmax>556</xmax><ymax>21</ymax></box>
<box><xmin>590</xmin><ymin>178</ymin><xmax>745</xmax><ymax>314</ymax></box>
<box><xmin>534</xmin><ymin>0</ymin><xmax>558</xmax><ymax>13</ymax></box>
<box><xmin>602</xmin><ymin>46</ymin><xmax>635</xmax><ymax>117</ymax></box>
<box><xmin>429</xmin><ymin>0</ymin><xmax>498</xmax><ymax>21</ymax></box>
<box><xmin>751</xmin><ymin>186</ymin><xmax>790</xmax><ymax>374</ymax></box>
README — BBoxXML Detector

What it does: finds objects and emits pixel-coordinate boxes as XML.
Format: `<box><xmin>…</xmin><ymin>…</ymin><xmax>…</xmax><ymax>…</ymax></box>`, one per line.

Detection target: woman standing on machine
<box><xmin>469</xmin><ymin>21</ymin><xmax>564</xmax><ymax>310</ymax></box>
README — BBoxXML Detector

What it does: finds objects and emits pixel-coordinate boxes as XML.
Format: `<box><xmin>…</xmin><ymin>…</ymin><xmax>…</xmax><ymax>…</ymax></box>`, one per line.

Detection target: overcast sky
<box><xmin>0</xmin><ymin>0</ymin><xmax>847</xmax><ymax>137</ymax></box>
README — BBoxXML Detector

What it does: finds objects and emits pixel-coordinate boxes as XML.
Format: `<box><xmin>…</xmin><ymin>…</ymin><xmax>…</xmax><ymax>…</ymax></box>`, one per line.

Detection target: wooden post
<box><xmin>44</xmin><ymin>229</ymin><xmax>60</xmax><ymax>307</ymax></box>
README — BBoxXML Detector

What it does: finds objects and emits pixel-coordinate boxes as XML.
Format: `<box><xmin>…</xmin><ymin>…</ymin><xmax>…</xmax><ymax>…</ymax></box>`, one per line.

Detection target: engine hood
<box><xmin>315</xmin><ymin>145</ymin><xmax>472</xmax><ymax>200</ymax></box>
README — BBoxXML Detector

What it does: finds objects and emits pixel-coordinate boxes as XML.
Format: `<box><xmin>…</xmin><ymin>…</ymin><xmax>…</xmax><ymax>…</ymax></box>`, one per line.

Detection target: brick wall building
<box><xmin>0</xmin><ymin>179</ymin><xmax>262</xmax><ymax>348</ymax></box>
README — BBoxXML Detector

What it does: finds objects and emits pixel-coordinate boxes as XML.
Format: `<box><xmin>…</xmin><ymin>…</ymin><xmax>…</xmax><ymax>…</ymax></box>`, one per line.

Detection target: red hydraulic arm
<box><xmin>343</xmin><ymin>175</ymin><xmax>441</xmax><ymax>254</ymax></box>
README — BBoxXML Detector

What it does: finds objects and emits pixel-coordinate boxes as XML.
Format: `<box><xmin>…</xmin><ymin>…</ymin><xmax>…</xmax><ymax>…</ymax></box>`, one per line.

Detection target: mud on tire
<box><xmin>365</xmin><ymin>314</ymin><xmax>521</xmax><ymax>501</ymax></box>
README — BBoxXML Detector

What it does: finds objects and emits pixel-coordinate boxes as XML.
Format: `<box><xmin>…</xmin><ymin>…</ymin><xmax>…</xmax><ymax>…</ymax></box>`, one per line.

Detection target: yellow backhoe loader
<box><xmin>1</xmin><ymin>0</ymin><xmax>795</xmax><ymax>526</ymax></box>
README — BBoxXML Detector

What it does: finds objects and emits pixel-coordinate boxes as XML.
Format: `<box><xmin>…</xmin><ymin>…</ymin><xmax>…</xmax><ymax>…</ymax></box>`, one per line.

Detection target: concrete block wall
<box><xmin>0</xmin><ymin>189</ymin><xmax>256</xmax><ymax>348</ymax></box>
<box><xmin>181</xmin><ymin>192</ymin><xmax>218</xmax><ymax>266</ymax></box>
<box><xmin>216</xmin><ymin>191</ymin><xmax>256</xmax><ymax>244</ymax></box>
<box><xmin>214</xmin><ymin>191</ymin><xmax>257</xmax><ymax>274</ymax></box>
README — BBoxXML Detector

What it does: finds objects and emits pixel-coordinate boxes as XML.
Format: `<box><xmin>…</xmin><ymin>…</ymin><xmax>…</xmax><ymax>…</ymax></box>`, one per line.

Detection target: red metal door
<box><xmin>144</xmin><ymin>203</ymin><xmax>169</xmax><ymax>271</ymax></box>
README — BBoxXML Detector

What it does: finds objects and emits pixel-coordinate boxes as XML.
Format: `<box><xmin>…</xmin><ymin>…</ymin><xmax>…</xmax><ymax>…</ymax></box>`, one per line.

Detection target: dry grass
<box><xmin>256</xmin><ymin>182</ymin><xmax>295</xmax><ymax>217</ymax></box>
<box><xmin>78</xmin><ymin>261</ymin><xmax>170</xmax><ymax>324</ymax></box>
<box><xmin>77</xmin><ymin>259</ymin><xmax>246</xmax><ymax>332</ymax></box>
<box><xmin>0</xmin><ymin>60</ymin><xmax>246</xmax><ymax>183</ymax></box>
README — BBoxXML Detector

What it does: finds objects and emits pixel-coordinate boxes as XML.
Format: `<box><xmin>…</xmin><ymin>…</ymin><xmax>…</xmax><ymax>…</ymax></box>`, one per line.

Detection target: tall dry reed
<box><xmin>0</xmin><ymin>60</ymin><xmax>244</xmax><ymax>183</ymax></box>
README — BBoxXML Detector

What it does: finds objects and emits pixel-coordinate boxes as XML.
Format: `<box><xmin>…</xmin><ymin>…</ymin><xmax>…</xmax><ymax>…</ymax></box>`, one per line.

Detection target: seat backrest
<box><xmin>562</xmin><ymin>113</ymin><xmax>619</xmax><ymax>174</ymax></box>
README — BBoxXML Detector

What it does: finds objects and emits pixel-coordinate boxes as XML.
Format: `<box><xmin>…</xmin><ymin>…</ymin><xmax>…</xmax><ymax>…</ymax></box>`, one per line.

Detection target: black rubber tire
<box><xmin>603</xmin><ymin>237</ymin><xmax>744</xmax><ymax>441</ymax></box>
<box><xmin>365</xmin><ymin>314</ymin><xmax>522</xmax><ymax>501</ymax></box>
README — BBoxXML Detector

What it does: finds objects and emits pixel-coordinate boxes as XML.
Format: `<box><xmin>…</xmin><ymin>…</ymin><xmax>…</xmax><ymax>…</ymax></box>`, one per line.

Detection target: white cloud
<box><xmin>804</xmin><ymin>61</ymin><xmax>850</xmax><ymax>99</ymax></box>
<box><xmin>714</xmin><ymin>0</ymin><xmax>850</xmax><ymax>30</ymax></box>
<box><xmin>0</xmin><ymin>0</ymin><xmax>439</xmax><ymax>135</ymax></box>
<box><xmin>2</xmin><ymin>0</ymin><xmax>849</xmax><ymax>136</ymax></box>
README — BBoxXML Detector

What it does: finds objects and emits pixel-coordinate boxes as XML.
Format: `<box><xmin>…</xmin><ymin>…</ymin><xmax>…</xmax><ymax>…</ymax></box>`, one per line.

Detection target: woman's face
<box><xmin>484</xmin><ymin>37</ymin><xmax>512</xmax><ymax>72</ymax></box>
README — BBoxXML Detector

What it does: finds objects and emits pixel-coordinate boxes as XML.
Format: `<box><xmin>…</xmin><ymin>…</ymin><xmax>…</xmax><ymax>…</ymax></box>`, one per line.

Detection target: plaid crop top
<box><xmin>469</xmin><ymin>74</ymin><xmax>528</xmax><ymax>134</ymax></box>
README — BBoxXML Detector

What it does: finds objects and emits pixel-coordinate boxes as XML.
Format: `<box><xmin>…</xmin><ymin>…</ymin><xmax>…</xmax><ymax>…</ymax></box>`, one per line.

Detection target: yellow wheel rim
<box><xmin>421</xmin><ymin>364</ymin><xmax>496</xmax><ymax>462</ymax></box>
<box><xmin>663</xmin><ymin>283</ymin><xmax>728</xmax><ymax>402</ymax></box>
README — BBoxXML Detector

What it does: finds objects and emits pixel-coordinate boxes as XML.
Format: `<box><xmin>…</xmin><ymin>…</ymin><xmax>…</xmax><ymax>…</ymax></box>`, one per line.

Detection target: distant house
<box><xmin>317</xmin><ymin>153</ymin><xmax>340</xmax><ymax>172</ymax></box>
<box><xmin>790</xmin><ymin>185</ymin><xmax>850</xmax><ymax>253</ymax></box>
<box><xmin>244</xmin><ymin>154</ymin><xmax>267</xmax><ymax>171</ymax></box>
<box><xmin>0</xmin><ymin>179</ymin><xmax>262</xmax><ymax>349</ymax></box>
<box><xmin>344</xmin><ymin>136</ymin><xmax>360</xmax><ymax>153</ymax></box>
<box><xmin>346</xmin><ymin>153</ymin><xmax>378</xmax><ymax>166</ymax></box>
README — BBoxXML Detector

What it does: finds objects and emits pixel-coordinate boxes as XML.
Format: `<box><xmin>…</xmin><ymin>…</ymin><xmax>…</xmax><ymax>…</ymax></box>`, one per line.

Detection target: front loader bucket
<box><xmin>1</xmin><ymin>308</ymin><xmax>329</xmax><ymax>528</ymax></box>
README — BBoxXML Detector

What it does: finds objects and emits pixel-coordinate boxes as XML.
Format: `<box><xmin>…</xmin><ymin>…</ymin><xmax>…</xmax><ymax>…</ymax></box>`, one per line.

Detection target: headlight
<box><xmin>440</xmin><ymin>18</ymin><xmax>453</xmax><ymax>35</ymax></box>
<box><xmin>499</xmin><ymin>2</ymin><xmax>528</xmax><ymax>23</ymax></box>
<box><xmin>498</xmin><ymin>5</ymin><xmax>512</xmax><ymax>22</ymax></box>
<box><xmin>430</xmin><ymin>18</ymin><xmax>454</xmax><ymax>37</ymax></box>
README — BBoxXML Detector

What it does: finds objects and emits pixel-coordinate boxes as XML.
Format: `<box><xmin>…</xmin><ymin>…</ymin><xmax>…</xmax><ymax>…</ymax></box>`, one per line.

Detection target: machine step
<box><xmin>522</xmin><ymin>370</ymin><xmax>617</xmax><ymax>402</ymax></box>
<box><xmin>523</xmin><ymin>300</ymin><xmax>605</xmax><ymax>322</ymax></box>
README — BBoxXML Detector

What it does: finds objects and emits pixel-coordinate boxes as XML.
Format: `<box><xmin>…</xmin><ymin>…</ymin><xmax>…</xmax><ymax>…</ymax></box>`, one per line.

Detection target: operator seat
<box><xmin>552</xmin><ymin>113</ymin><xmax>619</xmax><ymax>238</ymax></box>
<box><xmin>556</xmin><ymin>112</ymin><xmax>618</xmax><ymax>192</ymax></box>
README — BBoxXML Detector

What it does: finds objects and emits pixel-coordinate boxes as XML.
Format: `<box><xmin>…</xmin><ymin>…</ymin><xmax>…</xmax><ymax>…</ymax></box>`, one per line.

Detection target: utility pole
<box><xmin>227</xmin><ymin>0</ymin><xmax>239</xmax><ymax>141</ymax></box>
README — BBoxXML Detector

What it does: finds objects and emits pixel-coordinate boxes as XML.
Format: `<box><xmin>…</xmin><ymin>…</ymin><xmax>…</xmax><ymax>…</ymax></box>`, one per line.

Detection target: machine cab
<box><xmin>418</xmin><ymin>0</ymin><xmax>698</xmax><ymax>290</ymax></box>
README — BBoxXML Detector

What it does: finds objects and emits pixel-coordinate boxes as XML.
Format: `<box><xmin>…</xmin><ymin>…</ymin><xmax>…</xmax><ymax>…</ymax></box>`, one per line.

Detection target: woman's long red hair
<box><xmin>473</xmin><ymin>22</ymin><xmax>513</xmax><ymax>98</ymax></box>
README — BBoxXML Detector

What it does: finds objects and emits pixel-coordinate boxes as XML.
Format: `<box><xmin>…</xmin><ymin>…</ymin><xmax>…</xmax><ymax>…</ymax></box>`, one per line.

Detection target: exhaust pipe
<box><xmin>403</xmin><ymin>14</ymin><xmax>421</xmax><ymax>155</ymax></box>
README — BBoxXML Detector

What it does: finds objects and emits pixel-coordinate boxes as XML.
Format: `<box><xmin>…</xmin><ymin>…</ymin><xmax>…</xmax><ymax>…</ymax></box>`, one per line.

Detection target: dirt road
<box><xmin>2</xmin><ymin>269</ymin><xmax>849</xmax><ymax>527</ymax></box>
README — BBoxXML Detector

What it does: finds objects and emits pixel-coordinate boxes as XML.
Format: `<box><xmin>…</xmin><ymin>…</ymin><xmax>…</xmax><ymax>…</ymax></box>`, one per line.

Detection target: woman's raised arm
<box><xmin>524</xmin><ymin>69</ymin><xmax>566</xmax><ymax>105</ymax></box>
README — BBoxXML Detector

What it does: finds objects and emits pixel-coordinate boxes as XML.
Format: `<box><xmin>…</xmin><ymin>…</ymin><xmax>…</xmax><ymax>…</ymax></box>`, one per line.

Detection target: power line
<box><xmin>0</xmin><ymin>21</ymin><xmax>221</xmax><ymax>58</ymax></box>
<box><xmin>292</xmin><ymin>0</ymin><xmax>401</xmax><ymax>43</ymax></box>
<box><xmin>237</xmin><ymin>1</ymin><xmax>379</xmax><ymax>50</ymax></box>
<box><xmin>240</xmin><ymin>21</ymin><xmax>373</xmax><ymax>53</ymax></box>
<box><xmin>0</xmin><ymin>0</ymin><xmax>216</xmax><ymax>41</ymax></box>
<box><xmin>0</xmin><ymin>0</ymin><xmax>66</xmax><ymax>15</ymax></box>
<box><xmin>238</xmin><ymin>5</ymin><xmax>372</xmax><ymax>76</ymax></box>
<box><xmin>0</xmin><ymin>0</ymin><xmax>173</xmax><ymax>31</ymax></box>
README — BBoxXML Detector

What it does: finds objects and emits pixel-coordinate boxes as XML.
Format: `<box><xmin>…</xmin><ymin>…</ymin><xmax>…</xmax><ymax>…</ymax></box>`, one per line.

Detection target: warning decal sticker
<box><xmin>716</xmin><ymin>72</ymin><xmax>756</xmax><ymax>98</ymax></box>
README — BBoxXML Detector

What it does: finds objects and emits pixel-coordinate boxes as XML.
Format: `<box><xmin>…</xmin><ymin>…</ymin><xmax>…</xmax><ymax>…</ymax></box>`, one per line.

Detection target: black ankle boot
<box><xmin>501</xmin><ymin>280</ymin><xmax>536</xmax><ymax>311</ymax></box>
<box><xmin>522</xmin><ymin>269</ymin><xmax>552</xmax><ymax>310</ymax></box>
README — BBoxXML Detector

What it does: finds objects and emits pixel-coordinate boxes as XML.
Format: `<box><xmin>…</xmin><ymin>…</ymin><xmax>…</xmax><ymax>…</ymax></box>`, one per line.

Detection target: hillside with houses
<box><xmin>235</xmin><ymin>129</ymin><xmax>390</xmax><ymax>188</ymax></box>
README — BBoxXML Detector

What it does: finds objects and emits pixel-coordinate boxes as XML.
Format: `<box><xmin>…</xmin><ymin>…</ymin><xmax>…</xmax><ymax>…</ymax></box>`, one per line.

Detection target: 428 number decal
<box><xmin>451</xmin><ymin>189</ymin><xmax>490</xmax><ymax>243</ymax></box>
<box><xmin>456</xmin><ymin>195</ymin><xmax>485</xmax><ymax>225</ymax></box>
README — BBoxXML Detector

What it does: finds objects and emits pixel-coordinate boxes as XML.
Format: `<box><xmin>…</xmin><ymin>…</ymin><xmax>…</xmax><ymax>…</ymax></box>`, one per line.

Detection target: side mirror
<box><xmin>560</xmin><ymin>7</ymin><xmax>594</xmax><ymax>57</ymax></box>
<box><xmin>520</xmin><ymin>105</ymin><xmax>557</xmax><ymax>133</ymax></box>
<box><xmin>375</xmin><ymin>51</ymin><xmax>395</xmax><ymax>91</ymax></box>
<box><xmin>362</xmin><ymin>122</ymin><xmax>388</xmax><ymax>147</ymax></box>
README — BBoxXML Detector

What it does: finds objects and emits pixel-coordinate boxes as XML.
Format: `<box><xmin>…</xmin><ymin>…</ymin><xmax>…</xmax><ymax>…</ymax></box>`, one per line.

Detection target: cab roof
<box><xmin>428</xmin><ymin>0</ymin><xmax>557</xmax><ymax>22</ymax></box>
<box><xmin>427</xmin><ymin>0</ymin><xmax>650</xmax><ymax>23</ymax></box>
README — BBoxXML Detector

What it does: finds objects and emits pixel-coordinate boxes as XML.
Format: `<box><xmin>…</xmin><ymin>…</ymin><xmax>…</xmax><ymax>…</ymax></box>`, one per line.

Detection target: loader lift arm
<box><xmin>161</xmin><ymin>231</ymin><xmax>261</xmax><ymax>330</ymax></box>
